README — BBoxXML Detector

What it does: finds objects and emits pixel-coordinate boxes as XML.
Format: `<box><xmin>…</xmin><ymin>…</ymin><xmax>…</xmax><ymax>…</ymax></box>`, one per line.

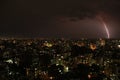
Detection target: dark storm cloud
<box><xmin>1</xmin><ymin>0</ymin><xmax>120</xmax><ymax>18</ymax></box>
<box><xmin>0</xmin><ymin>0</ymin><xmax>120</xmax><ymax>38</ymax></box>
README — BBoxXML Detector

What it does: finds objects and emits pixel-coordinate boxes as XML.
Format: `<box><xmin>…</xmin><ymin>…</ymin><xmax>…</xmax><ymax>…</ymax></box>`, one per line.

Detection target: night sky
<box><xmin>0</xmin><ymin>0</ymin><xmax>120</xmax><ymax>38</ymax></box>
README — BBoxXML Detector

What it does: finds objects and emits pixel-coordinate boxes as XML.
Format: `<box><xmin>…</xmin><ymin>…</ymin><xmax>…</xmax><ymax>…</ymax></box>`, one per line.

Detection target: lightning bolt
<box><xmin>102</xmin><ymin>21</ymin><xmax>110</xmax><ymax>39</ymax></box>
<box><xmin>97</xmin><ymin>16</ymin><xmax>110</xmax><ymax>39</ymax></box>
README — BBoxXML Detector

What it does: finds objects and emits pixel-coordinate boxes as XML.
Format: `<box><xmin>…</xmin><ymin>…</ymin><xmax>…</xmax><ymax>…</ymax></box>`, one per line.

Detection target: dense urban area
<box><xmin>0</xmin><ymin>38</ymin><xmax>120</xmax><ymax>80</ymax></box>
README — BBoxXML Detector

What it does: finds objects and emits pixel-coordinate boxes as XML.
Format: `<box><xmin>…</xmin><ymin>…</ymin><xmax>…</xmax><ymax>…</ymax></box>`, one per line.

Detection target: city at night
<box><xmin>0</xmin><ymin>0</ymin><xmax>120</xmax><ymax>80</ymax></box>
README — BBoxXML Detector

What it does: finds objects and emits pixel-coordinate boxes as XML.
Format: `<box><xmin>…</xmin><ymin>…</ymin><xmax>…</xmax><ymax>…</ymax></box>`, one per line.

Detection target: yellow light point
<box><xmin>50</xmin><ymin>77</ymin><xmax>53</xmax><ymax>79</ymax></box>
<box><xmin>44</xmin><ymin>42</ymin><xmax>53</xmax><ymax>47</ymax></box>
<box><xmin>118</xmin><ymin>45</ymin><xmax>120</xmax><ymax>48</ymax></box>
<box><xmin>88</xmin><ymin>74</ymin><xmax>91</xmax><ymax>79</ymax></box>
<box><xmin>64</xmin><ymin>66</ymin><xmax>69</xmax><ymax>72</ymax></box>
<box><xmin>90</xmin><ymin>44</ymin><xmax>96</xmax><ymax>51</ymax></box>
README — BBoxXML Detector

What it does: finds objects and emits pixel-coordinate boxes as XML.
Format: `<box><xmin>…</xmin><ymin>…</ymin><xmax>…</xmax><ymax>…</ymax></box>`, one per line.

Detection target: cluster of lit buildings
<box><xmin>0</xmin><ymin>38</ymin><xmax>119</xmax><ymax>80</ymax></box>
